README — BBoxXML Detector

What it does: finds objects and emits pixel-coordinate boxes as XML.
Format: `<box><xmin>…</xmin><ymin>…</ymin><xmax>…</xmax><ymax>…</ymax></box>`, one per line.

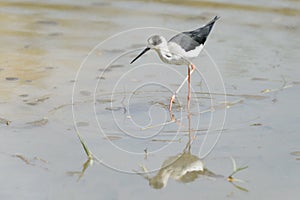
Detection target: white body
<box><xmin>150</xmin><ymin>36</ymin><xmax>204</xmax><ymax>66</ymax></box>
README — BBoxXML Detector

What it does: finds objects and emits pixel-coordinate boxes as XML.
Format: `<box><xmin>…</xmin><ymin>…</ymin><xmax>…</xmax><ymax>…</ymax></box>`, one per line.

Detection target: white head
<box><xmin>147</xmin><ymin>35</ymin><xmax>168</xmax><ymax>49</ymax></box>
<box><xmin>130</xmin><ymin>35</ymin><xmax>167</xmax><ymax>64</ymax></box>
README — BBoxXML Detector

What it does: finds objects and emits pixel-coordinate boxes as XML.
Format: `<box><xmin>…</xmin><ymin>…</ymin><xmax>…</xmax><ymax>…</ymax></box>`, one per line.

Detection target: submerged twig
<box><xmin>13</xmin><ymin>154</ymin><xmax>33</xmax><ymax>166</ymax></box>
<box><xmin>11</xmin><ymin>154</ymin><xmax>49</xmax><ymax>170</ymax></box>
<box><xmin>141</xmin><ymin>119</ymin><xmax>175</xmax><ymax>130</ymax></box>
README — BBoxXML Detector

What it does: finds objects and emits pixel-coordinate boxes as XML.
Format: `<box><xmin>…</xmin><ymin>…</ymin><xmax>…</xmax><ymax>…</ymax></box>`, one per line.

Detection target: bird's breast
<box><xmin>157</xmin><ymin>50</ymin><xmax>187</xmax><ymax>65</ymax></box>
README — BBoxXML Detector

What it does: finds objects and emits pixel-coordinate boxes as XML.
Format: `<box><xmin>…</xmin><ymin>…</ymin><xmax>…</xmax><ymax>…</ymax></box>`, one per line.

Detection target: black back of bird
<box><xmin>169</xmin><ymin>16</ymin><xmax>220</xmax><ymax>51</ymax></box>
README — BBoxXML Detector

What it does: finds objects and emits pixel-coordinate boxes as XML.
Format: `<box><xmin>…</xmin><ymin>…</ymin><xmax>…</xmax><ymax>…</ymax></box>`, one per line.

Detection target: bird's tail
<box><xmin>206</xmin><ymin>16</ymin><xmax>220</xmax><ymax>26</ymax></box>
<box><xmin>198</xmin><ymin>15</ymin><xmax>220</xmax><ymax>35</ymax></box>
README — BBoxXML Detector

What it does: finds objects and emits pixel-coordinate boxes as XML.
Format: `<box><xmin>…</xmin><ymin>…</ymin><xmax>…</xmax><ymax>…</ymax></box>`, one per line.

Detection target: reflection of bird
<box><xmin>149</xmin><ymin>152</ymin><xmax>204</xmax><ymax>189</ymax></box>
<box><xmin>147</xmin><ymin>112</ymin><xmax>220</xmax><ymax>189</ymax></box>
<box><xmin>130</xmin><ymin>16</ymin><xmax>220</xmax><ymax>111</ymax></box>
<box><xmin>148</xmin><ymin>152</ymin><xmax>220</xmax><ymax>189</ymax></box>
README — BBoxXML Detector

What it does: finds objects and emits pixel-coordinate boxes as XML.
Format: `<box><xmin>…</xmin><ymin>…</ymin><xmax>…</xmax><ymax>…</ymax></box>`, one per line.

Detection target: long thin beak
<box><xmin>130</xmin><ymin>47</ymin><xmax>150</xmax><ymax>64</ymax></box>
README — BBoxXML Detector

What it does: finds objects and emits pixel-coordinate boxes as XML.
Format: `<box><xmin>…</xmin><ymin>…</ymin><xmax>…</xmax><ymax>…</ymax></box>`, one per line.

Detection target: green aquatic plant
<box><xmin>227</xmin><ymin>157</ymin><xmax>249</xmax><ymax>192</ymax></box>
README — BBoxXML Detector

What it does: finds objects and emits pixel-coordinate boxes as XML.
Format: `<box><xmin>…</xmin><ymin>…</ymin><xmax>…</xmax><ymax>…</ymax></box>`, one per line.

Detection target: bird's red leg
<box><xmin>169</xmin><ymin>63</ymin><xmax>195</xmax><ymax>112</ymax></box>
<box><xmin>187</xmin><ymin>65</ymin><xmax>191</xmax><ymax>111</ymax></box>
<box><xmin>187</xmin><ymin>63</ymin><xmax>195</xmax><ymax>111</ymax></box>
<box><xmin>169</xmin><ymin>94</ymin><xmax>175</xmax><ymax>111</ymax></box>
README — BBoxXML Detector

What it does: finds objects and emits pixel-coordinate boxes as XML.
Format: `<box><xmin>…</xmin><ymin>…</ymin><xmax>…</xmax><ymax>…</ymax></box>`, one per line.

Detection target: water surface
<box><xmin>1</xmin><ymin>0</ymin><xmax>300</xmax><ymax>199</ymax></box>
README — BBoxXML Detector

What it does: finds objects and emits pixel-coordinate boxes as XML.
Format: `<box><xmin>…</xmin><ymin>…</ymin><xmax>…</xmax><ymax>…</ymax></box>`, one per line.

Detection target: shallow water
<box><xmin>1</xmin><ymin>0</ymin><xmax>300</xmax><ymax>199</ymax></box>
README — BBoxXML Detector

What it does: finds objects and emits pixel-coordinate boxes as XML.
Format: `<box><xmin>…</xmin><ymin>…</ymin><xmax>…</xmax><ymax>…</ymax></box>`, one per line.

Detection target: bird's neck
<box><xmin>155</xmin><ymin>46</ymin><xmax>172</xmax><ymax>61</ymax></box>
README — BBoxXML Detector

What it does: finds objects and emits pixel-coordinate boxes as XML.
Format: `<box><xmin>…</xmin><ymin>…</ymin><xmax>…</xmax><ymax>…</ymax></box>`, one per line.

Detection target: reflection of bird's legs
<box><xmin>169</xmin><ymin>63</ymin><xmax>195</xmax><ymax>111</ymax></box>
<box><xmin>188</xmin><ymin>63</ymin><xmax>195</xmax><ymax>111</ymax></box>
<box><xmin>169</xmin><ymin>110</ymin><xmax>175</xmax><ymax>122</ymax></box>
<box><xmin>188</xmin><ymin>65</ymin><xmax>191</xmax><ymax>111</ymax></box>
<box><xmin>183</xmin><ymin>103</ymin><xmax>192</xmax><ymax>153</ymax></box>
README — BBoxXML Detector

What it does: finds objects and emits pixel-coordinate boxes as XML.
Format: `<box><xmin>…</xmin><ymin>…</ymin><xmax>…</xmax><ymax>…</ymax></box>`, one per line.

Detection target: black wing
<box><xmin>169</xmin><ymin>16</ymin><xmax>220</xmax><ymax>51</ymax></box>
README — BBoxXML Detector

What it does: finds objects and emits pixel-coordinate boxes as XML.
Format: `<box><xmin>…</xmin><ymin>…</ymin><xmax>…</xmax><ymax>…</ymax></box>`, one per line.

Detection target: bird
<box><xmin>130</xmin><ymin>16</ymin><xmax>220</xmax><ymax>112</ymax></box>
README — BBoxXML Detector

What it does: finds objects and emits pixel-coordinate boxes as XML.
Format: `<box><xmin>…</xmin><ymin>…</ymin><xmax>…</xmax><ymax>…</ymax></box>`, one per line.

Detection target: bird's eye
<box><xmin>165</xmin><ymin>54</ymin><xmax>171</xmax><ymax>58</ymax></box>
